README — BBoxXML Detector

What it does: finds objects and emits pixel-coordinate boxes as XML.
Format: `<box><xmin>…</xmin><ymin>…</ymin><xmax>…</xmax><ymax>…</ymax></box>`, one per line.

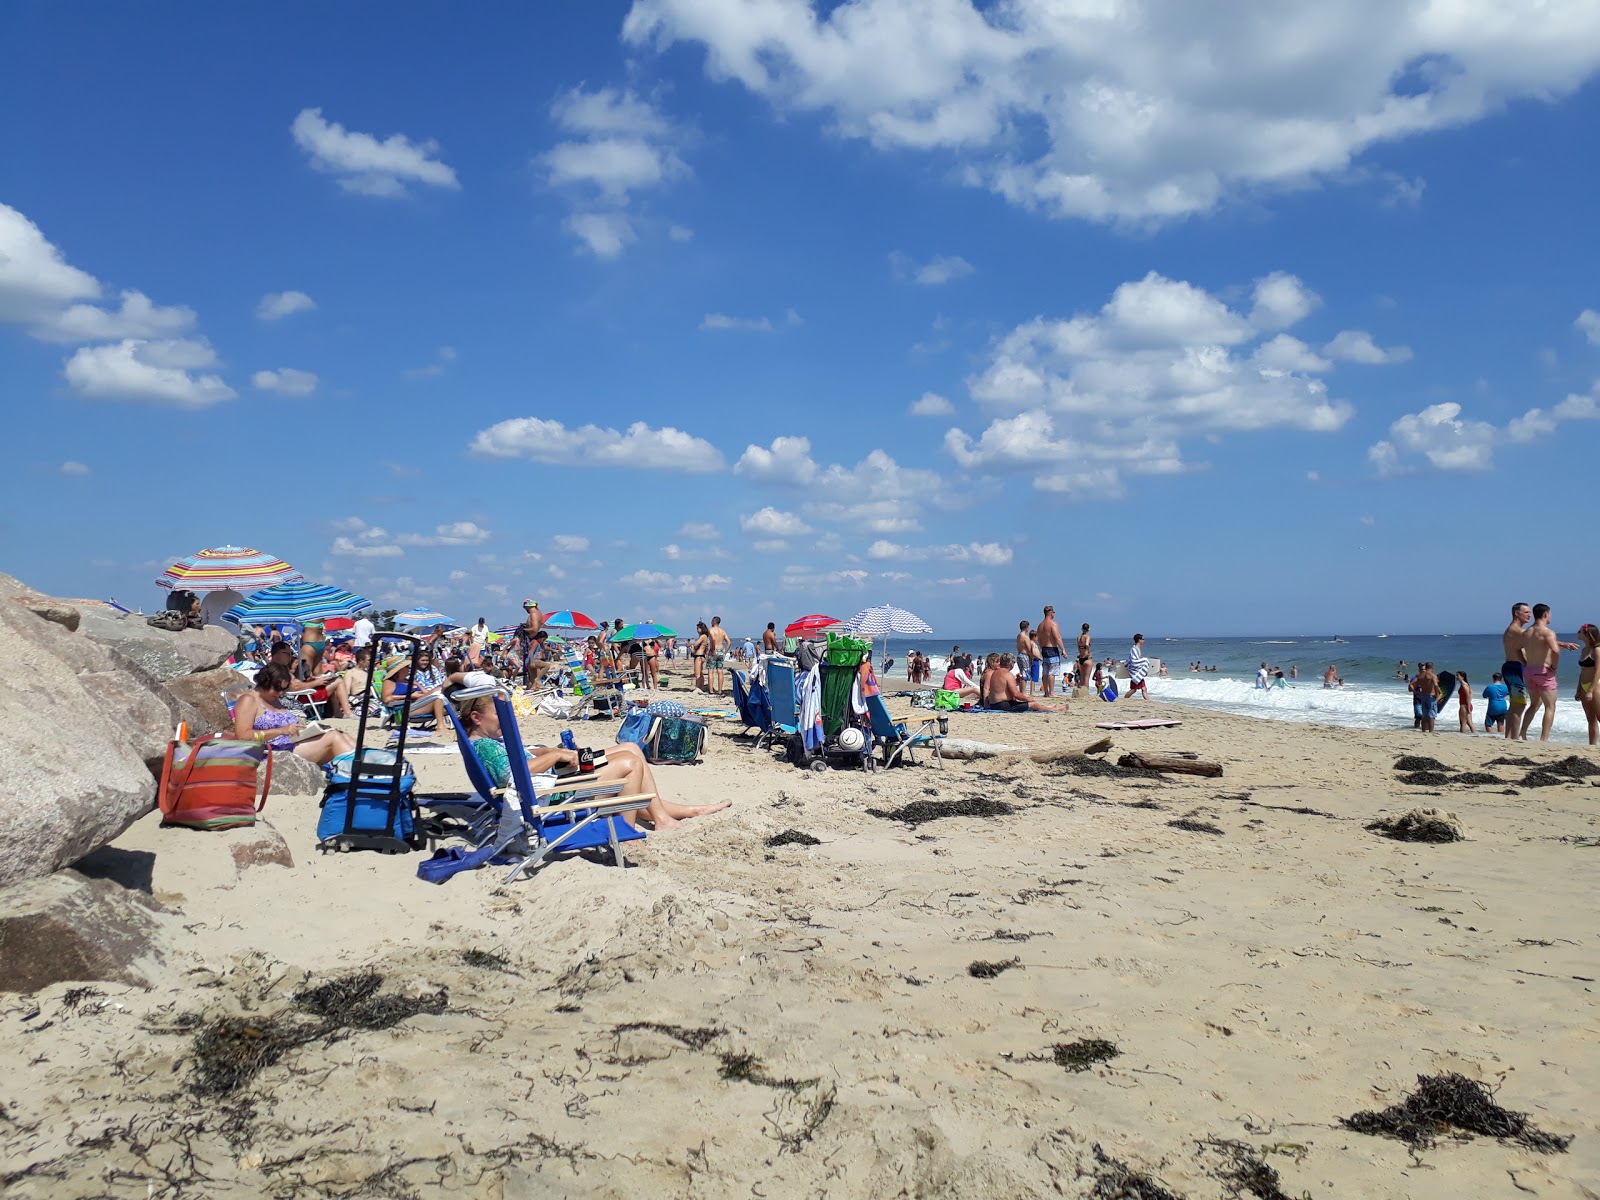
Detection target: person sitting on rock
<box><xmin>456</xmin><ymin>692</ymin><xmax>730</xmax><ymax>831</ymax></box>
<box><xmin>234</xmin><ymin>664</ymin><xmax>354</xmax><ymax>765</ymax></box>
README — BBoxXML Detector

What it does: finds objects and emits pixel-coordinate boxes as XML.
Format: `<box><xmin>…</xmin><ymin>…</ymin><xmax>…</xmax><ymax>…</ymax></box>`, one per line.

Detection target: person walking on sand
<box><xmin>1456</xmin><ymin>671</ymin><xmax>1475</xmax><ymax>734</ymax></box>
<box><xmin>1519</xmin><ymin>603</ymin><xmax>1581</xmax><ymax>742</ymax></box>
<box><xmin>1126</xmin><ymin>634</ymin><xmax>1150</xmax><ymax>700</ymax></box>
<box><xmin>1036</xmin><ymin>606</ymin><xmax>1065</xmax><ymax>698</ymax></box>
<box><xmin>1500</xmin><ymin>602</ymin><xmax>1533</xmax><ymax>739</ymax></box>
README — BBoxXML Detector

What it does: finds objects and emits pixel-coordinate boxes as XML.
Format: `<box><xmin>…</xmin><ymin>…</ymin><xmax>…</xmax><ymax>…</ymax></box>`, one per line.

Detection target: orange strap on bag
<box><xmin>157</xmin><ymin>723</ymin><xmax>273</xmax><ymax>830</ymax></box>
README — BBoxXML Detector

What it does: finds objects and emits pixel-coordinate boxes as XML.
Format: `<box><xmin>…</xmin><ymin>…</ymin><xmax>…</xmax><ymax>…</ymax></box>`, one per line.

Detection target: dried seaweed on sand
<box><xmin>1167</xmin><ymin>818</ymin><xmax>1224</xmax><ymax>836</ymax></box>
<box><xmin>1088</xmin><ymin>1144</ymin><xmax>1184</xmax><ymax>1199</ymax></box>
<box><xmin>1366</xmin><ymin>809</ymin><xmax>1463</xmax><ymax>843</ymax></box>
<box><xmin>967</xmin><ymin>957</ymin><xmax>1022</xmax><ymax>979</ymax></box>
<box><xmin>865</xmin><ymin>797</ymin><xmax>1016</xmax><ymax>826</ymax></box>
<box><xmin>1342</xmin><ymin>1072</ymin><xmax>1572</xmax><ymax>1152</ymax></box>
<box><xmin>1394</xmin><ymin>755</ymin><xmax>1449</xmax><ymax>772</ymax></box>
<box><xmin>766</xmin><ymin>829</ymin><xmax>822</xmax><ymax>847</ymax></box>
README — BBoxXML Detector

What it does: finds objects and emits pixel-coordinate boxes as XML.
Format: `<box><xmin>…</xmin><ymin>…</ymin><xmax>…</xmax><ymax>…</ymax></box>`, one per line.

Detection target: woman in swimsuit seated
<box><xmin>234</xmin><ymin>664</ymin><xmax>355</xmax><ymax>765</ymax></box>
<box><xmin>456</xmin><ymin>694</ymin><xmax>730</xmax><ymax>830</ymax></box>
<box><xmin>1576</xmin><ymin>622</ymin><xmax>1599</xmax><ymax>746</ymax></box>
<box><xmin>942</xmin><ymin>657</ymin><xmax>981</xmax><ymax>702</ymax></box>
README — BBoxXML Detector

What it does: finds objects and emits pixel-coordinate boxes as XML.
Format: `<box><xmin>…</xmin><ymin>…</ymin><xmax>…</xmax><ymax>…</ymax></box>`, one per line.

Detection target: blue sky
<box><xmin>4</xmin><ymin>1</ymin><xmax>1598</xmax><ymax>637</ymax></box>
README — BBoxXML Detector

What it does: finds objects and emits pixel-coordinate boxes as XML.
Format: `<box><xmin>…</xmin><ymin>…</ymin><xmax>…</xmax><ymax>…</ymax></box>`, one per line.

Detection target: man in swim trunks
<box><xmin>1520</xmin><ymin>603</ymin><xmax>1581</xmax><ymax>742</ymax></box>
<box><xmin>1500</xmin><ymin>601</ymin><xmax>1532</xmax><ymax>740</ymax></box>
<box><xmin>1015</xmin><ymin>620</ymin><xmax>1040</xmax><ymax>696</ymax></box>
<box><xmin>1413</xmin><ymin>662</ymin><xmax>1439</xmax><ymax>733</ymax></box>
<box><xmin>1482</xmin><ymin>672</ymin><xmax>1510</xmax><ymax>734</ymax></box>
<box><xmin>707</xmin><ymin>615</ymin><xmax>731</xmax><ymax>695</ymax></box>
<box><xmin>987</xmin><ymin>654</ymin><xmax>1069</xmax><ymax>713</ymax></box>
<box><xmin>762</xmin><ymin>622</ymin><xmax>778</xmax><ymax>654</ymax></box>
<box><xmin>1036</xmin><ymin>606</ymin><xmax>1065</xmax><ymax>699</ymax></box>
<box><xmin>1076</xmin><ymin>623</ymin><xmax>1092</xmax><ymax>697</ymax></box>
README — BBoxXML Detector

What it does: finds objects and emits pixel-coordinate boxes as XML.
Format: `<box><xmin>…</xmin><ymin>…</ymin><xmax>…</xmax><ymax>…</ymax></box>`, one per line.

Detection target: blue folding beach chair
<box><xmin>866</xmin><ymin>693</ymin><xmax>943</xmax><ymax>769</ymax></box>
<box><xmin>493</xmin><ymin>695</ymin><xmax>650</xmax><ymax>882</ymax></box>
<box><xmin>760</xmin><ymin>661</ymin><xmax>800</xmax><ymax>752</ymax></box>
<box><xmin>730</xmin><ymin>670</ymin><xmax>773</xmax><ymax>741</ymax></box>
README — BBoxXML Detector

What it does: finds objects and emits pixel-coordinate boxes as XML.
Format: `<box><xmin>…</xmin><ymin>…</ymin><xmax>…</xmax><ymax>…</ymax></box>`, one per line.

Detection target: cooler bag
<box><xmin>317</xmin><ymin>748</ymin><xmax>419</xmax><ymax>853</ymax></box>
<box><xmin>645</xmin><ymin>713</ymin><xmax>706</xmax><ymax>764</ymax></box>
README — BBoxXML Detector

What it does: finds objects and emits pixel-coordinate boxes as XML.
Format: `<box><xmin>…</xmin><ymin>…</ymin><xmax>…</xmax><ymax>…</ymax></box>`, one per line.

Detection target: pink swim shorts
<box><xmin>1524</xmin><ymin>663</ymin><xmax>1558</xmax><ymax>692</ymax></box>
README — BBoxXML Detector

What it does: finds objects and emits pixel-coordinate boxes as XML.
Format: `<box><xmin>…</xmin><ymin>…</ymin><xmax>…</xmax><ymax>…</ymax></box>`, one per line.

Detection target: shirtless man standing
<box><xmin>1519</xmin><ymin>603</ymin><xmax>1581</xmax><ymax>742</ymax></box>
<box><xmin>1075</xmin><ymin>623</ymin><xmax>1093</xmax><ymax>697</ymax></box>
<box><xmin>1036</xmin><ymin>606</ymin><xmax>1065</xmax><ymax>698</ymax></box>
<box><xmin>1413</xmin><ymin>661</ymin><xmax>1440</xmax><ymax>734</ymax></box>
<box><xmin>1015</xmin><ymin>620</ymin><xmax>1039</xmax><ymax>697</ymax></box>
<box><xmin>762</xmin><ymin>621</ymin><xmax>778</xmax><ymax>654</ymax></box>
<box><xmin>707</xmin><ymin>615</ymin><xmax>732</xmax><ymax>695</ymax></box>
<box><xmin>1501</xmin><ymin>602</ymin><xmax>1533</xmax><ymax>740</ymax></box>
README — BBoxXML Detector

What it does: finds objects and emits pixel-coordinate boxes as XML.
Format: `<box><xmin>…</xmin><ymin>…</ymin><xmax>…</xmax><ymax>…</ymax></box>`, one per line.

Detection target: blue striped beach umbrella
<box><xmin>222</xmin><ymin>579</ymin><xmax>371</xmax><ymax>626</ymax></box>
<box><xmin>394</xmin><ymin>607</ymin><xmax>458</xmax><ymax>628</ymax></box>
<box><xmin>844</xmin><ymin>604</ymin><xmax>933</xmax><ymax>665</ymax></box>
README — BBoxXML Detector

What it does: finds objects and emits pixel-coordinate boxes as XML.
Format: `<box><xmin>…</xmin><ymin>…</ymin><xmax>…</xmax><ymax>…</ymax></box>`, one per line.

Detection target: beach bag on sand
<box><xmin>158</xmin><ymin>725</ymin><xmax>271</xmax><ymax>830</ymax></box>
<box><xmin>537</xmin><ymin>692</ymin><xmax>582</xmax><ymax>719</ymax></box>
<box><xmin>933</xmin><ymin>689</ymin><xmax>962</xmax><ymax>712</ymax></box>
<box><xmin>616</xmin><ymin>706</ymin><xmax>655</xmax><ymax>751</ymax></box>
<box><xmin>643</xmin><ymin>713</ymin><xmax>706</xmax><ymax>765</ymax></box>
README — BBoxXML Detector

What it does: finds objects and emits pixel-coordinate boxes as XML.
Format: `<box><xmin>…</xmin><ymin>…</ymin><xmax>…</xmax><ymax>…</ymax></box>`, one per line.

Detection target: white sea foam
<box><xmin>1147</xmin><ymin>675</ymin><xmax>1592</xmax><ymax>743</ymax></box>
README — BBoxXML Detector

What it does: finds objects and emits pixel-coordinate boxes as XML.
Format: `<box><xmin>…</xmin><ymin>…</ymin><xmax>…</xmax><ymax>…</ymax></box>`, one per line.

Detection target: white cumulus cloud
<box><xmin>0</xmin><ymin>203</ymin><xmax>100</xmax><ymax>323</ymax></box>
<box><xmin>1370</xmin><ymin>386</ymin><xmax>1599</xmax><ymax>475</ymax></box>
<box><xmin>890</xmin><ymin>251</ymin><xmax>974</xmax><ymax>285</ymax></box>
<box><xmin>624</xmin><ymin>0</ymin><xmax>1600</xmax><ymax>224</ymax></box>
<box><xmin>397</xmin><ymin>521</ymin><xmax>492</xmax><ymax>547</ymax></box>
<box><xmin>735</xmin><ymin>436</ymin><xmax>950</xmax><ymax>532</ymax></box>
<box><xmin>63</xmin><ymin>339</ymin><xmax>235</xmax><ymax>408</ymax></box>
<box><xmin>909</xmin><ymin>391</ymin><xmax>954</xmax><ymax>417</ymax></box>
<box><xmin>951</xmin><ymin>269</ymin><xmax>1351</xmax><ymax>496</ymax></box>
<box><xmin>30</xmin><ymin>289</ymin><xmax>196</xmax><ymax>344</ymax></box>
<box><xmin>60</xmin><ymin>460</ymin><xmax>90</xmax><ymax>476</ymax></box>
<box><xmin>257</xmin><ymin>290</ymin><xmax>317</xmax><ymax>320</ymax></box>
<box><xmin>292</xmin><ymin>108</ymin><xmax>459</xmax><ymax>197</ymax></box>
<box><xmin>1323</xmin><ymin>330</ymin><xmax>1413</xmax><ymax>365</ymax></box>
<box><xmin>470</xmin><ymin>417</ymin><xmax>725</xmax><ymax>473</ymax></box>
<box><xmin>740</xmin><ymin>507</ymin><xmax>812</xmax><ymax>537</ymax></box>
<box><xmin>564</xmin><ymin>212</ymin><xmax>637</xmax><ymax>260</ymax></box>
<box><xmin>552</xmin><ymin>534</ymin><xmax>591</xmax><ymax>552</ymax></box>
<box><xmin>1576</xmin><ymin>309</ymin><xmax>1600</xmax><ymax>346</ymax></box>
<box><xmin>252</xmin><ymin>367</ymin><xmax>319</xmax><ymax>396</ymax></box>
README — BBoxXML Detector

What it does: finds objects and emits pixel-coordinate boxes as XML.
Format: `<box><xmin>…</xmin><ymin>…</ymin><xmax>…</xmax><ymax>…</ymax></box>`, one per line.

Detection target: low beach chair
<box><xmin>761</xmin><ymin>660</ymin><xmax>801</xmax><ymax>752</ymax></box>
<box><xmin>730</xmin><ymin>670</ymin><xmax>772</xmax><ymax>740</ymax></box>
<box><xmin>493</xmin><ymin>695</ymin><xmax>651</xmax><ymax>882</ymax></box>
<box><xmin>866</xmin><ymin>694</ymin><xmax>943</xmax><ymax>769</ymax></box>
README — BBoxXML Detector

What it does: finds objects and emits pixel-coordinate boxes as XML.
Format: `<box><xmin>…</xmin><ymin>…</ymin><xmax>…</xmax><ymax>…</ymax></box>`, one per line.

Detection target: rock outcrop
<box><xmin>0</xmin><ymin>873</ymin><xmax>169</xmax><ymax>992</ymax></box>
<box><xmin>163</xmin><ymin>666</ymin><xmax>248</xmax><ymax>740</ymax></box>
<box><xmin>269</xmin><ymin>750</ymin><xmax>328</xmax><ymax>797</ymax></box>
<box><xmin>0</xmin><ymin>579</ymin><xmax>172</xmax><ymax>888</ymax></box>
<box><xmin>76</xmin><ymin>605</ymin><xmax>237</xmax><ymax>685</ymax></box>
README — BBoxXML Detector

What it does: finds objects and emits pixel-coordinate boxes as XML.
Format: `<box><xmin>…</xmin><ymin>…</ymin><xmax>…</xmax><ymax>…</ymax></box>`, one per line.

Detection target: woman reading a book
<box><xmin>234</xmin><ymin>664</ymin><xmax>355</xmax><ymax>765</ymax></box>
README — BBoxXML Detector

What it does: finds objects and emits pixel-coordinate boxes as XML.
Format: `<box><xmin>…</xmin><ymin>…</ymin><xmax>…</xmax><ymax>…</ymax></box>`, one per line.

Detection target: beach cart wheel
<box><xmin>809</xmin><ymin>759</ymin><xmax>829</xmax><ymax>773</ymax></box>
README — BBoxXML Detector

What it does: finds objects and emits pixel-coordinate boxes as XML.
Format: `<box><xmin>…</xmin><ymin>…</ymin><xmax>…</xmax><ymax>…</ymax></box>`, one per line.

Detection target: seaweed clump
<box><xmin>1167</xmin><ymin>818</ymin><xmax>1225</xmax><ymax>836</ymax></box>
<box><xmin>1366</xmin><ymin>809</ymin><xmax>1462</xmax><ymax>844</ymax></box>
<box><xmin>1032</xmin><ymin>1037</ymin><xmax>1121</xmax><ymax>1073</ymax></box>
<box><xmin>1199</xmin><ymin>1139</ymin><xmax>1294</xmax><ymax>1200</ymax></box>
<box><xmin>766</xmin><ymin>829</ymin><xmax>822</xmax><ymax>848</ymax></box>
<box><xmin>1394</xmin><ymin>755</ymin><xmax>1449</xmax><ymax>773</ymax></box>
<box><xmin>1088</xmin><ymin>1144</ymin><xmax>1184</xmax><ymax>1199</ymax></box>
<box><xmin>968</xmin><ymin>957</ymin><xmax>1022</xmax><ymax>979</ymax></box>
<box><xmin>1451</xmin><ymin>771</ymin><xmax>1506</xmax><ymax>786</ymax></box>
<box><xmin>864</xmin><ymin>797</ymin><xmax>1016</xmax><ymax>826</ymax></box>
<box><xmin>460</xmin><ymin>948</ymin><xmax>515</xmax><ymax>973</ymax></box>
<box><xmin>1521</xmin><ymin>756</ymin><xmax>1600</xmax><ymax>788</ymax></box>
<box><xmin>1342</xmin><ymin>1072</ymin><xmax>1572</xmax><ymax>1152</ymax></box>
<box><xmin>183</xmin><ymin>971</ymin><xmax>448</xmax><ymax>1096</ymax></box>
<box><xmin>1398</xmin><ymin>771</ymin><xmax>1454</xmax><ymax>787</ymax></box>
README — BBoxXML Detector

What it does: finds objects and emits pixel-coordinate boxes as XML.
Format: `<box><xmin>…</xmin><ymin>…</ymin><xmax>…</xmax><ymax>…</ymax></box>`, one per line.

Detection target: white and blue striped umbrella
<box><xmin>845</xmin><ymin>604</ymin><xmax>932</xmax><ymax>667</ymax></box>
<box><xmin>394</xmin><ymin>607</ymin><xmax>458</xmax><ymax>628</ymax></box>
<box><xmin>844</xmin><ymin>605</ymin><xmax>933</xmax><ymax>637</ymax></box>
<box><xmin>222</xmin><ymin>579</ymin><xmax>371</xmax><ymax>626</ymax></box>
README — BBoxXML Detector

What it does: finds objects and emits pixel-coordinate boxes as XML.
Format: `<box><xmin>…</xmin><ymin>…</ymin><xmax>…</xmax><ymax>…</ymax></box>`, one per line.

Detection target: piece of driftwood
<box><xmin>1023</xmin><ymin>737</ymin><xmax>1114</xmax><ymax>763</ymax></box>
<box><xmin>1117</xmin><ymin>751</ymin><xmax>1223</xmax><ymax>777</ymax></box>
<box><xmin>938</xmin><ymin>738</ymin><xmax>1030</xmax><ymax>760</ymax></box>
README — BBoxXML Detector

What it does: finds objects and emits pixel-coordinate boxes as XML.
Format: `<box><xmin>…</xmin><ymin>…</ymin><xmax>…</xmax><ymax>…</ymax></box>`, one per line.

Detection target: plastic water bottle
<box><xmin>560</xmin><ymin>729</ymin><xmax>577</xmax><ymax>751</ymax></box>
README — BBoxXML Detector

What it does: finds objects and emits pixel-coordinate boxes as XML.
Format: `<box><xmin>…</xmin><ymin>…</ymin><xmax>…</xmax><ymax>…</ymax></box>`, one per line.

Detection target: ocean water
<box><xmin>877</xmin><ymin>633</ymin><xmax>1596</xmax><ymax>746</ymax></box>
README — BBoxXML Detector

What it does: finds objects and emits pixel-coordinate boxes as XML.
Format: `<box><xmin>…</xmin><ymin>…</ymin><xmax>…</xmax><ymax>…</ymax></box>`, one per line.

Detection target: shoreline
<box><xmin>2</xmin><ymin>700</ymin><xmax>1596</xmax><ymax>1197</ymax></box>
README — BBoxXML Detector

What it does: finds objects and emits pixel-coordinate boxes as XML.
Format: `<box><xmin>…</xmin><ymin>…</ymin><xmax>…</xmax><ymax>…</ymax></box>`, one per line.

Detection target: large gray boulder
<box><xmin>0</xmin><ymin>872</ymin><xmax>169</xmax><ymax>992</ymax></box>
<box><xmin>0</xmin><ymin>586</ymin><xmax>171</xmax><ymax>888</ymax></box>
<box><xmin>161</xmin><ymin>666</ymin><xmax>249</xmax><ymax>741</ymax></box>
<box><xmin>268</xmin><ymin>750</ymin><xmax>328</xmax><ymax>797</ymax></box>
<box><xmin>75</xmin><ymin>605</ymin><xmax>238</xmax><ymax>685</ymax></box>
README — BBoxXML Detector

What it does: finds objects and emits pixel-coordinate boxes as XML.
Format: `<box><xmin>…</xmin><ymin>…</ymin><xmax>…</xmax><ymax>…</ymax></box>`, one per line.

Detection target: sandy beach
<box><xmin>2</xmin><ymin>698</ymin><xmax>1596</xmax><ymax>1198</ymax></box>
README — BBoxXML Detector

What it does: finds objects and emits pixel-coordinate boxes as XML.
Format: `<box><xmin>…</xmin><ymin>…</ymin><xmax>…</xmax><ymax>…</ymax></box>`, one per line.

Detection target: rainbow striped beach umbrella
<box><xmin>157</xmin><ymin>545</ymin><xmax>301</xmax><ymax>592</ymax></box>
